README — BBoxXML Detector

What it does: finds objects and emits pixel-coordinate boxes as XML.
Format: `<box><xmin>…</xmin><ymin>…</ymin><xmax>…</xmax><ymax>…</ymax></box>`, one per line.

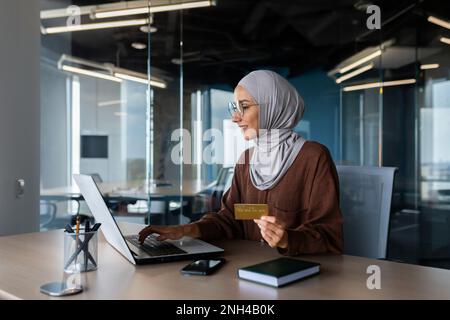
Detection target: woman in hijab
<box><xmin>139</xmin><ymin>70</ymin><xmax>343</xmax><ymax>255</ymax></box>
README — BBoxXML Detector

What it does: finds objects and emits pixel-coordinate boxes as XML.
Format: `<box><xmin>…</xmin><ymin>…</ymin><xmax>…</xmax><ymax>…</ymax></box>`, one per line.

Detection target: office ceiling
<box><xmin>41</xmin><ymin>0</ymin><xmax>450</xmax><ymax>87</ymax></box>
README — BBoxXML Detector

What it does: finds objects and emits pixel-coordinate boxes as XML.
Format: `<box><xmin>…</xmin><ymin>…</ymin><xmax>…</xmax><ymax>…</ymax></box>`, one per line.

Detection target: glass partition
<box><xmin>39</xmin><ymin>0</ymin><xmax>152</xmax><ymax>230</ymax></box>
<box><xmin>39</xmin><ymin>1</ymin><xmax>218</xmax><ymax>231</ymax></box>
<box><xmin>339</xmin><ymin>6</ymin><xmax>450</xmax><ymax>267</ymax></box>
<box><xmin>146</xmin><ymin>9</ymin><xmax>184</xmax><ymax>225</ymax></box>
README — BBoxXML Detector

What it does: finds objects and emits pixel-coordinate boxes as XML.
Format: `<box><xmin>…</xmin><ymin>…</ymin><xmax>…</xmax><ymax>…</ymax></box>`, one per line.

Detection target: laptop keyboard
<box><xmin>125</xmin><ymin>235</ymin><xmax>187</xmax><ymax>257</ymax></box>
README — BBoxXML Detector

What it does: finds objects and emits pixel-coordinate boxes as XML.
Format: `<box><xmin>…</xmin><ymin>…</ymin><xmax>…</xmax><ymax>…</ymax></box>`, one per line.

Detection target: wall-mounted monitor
<box><xmin>81</xmin><ymin>135</ymin><xmax>108</xmax><ymax>159</ymax></box>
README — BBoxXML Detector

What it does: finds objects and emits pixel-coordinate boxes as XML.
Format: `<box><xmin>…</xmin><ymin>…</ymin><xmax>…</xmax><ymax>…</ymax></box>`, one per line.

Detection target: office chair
<box><xmin>209</xmin><ymin>166</ymin><xmax>234</xmax><ymax>212</ymax></box>
<box><xmin>336</xmin><ymin>165</ymin><xmax>397</xmax><ymax>259</ymax></box>
<box><xmin>39</xmin><ymin>200</ymin><xmax>57</xmax><ymax>230</ymax></box>
<box><xmin>187</xmin><ymin>166</ymin><xmax>235</xmax><ymax>222</ymax></box>
<box><xmin>40</xmin><ymin>197</ymin><xmax>84</xmax><ymax>230</ymax></box>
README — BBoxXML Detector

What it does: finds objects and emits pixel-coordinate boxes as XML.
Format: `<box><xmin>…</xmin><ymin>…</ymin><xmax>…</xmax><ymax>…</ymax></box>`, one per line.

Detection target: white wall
<box><xmin>0</xmin><ymin>0</ymin><xmax>40</xmax><ymax>235</ymax></box>
<box><xmin>79</xmin><ymin>76</ymin><xmax>126</xmax><ymax>183</ymax></box>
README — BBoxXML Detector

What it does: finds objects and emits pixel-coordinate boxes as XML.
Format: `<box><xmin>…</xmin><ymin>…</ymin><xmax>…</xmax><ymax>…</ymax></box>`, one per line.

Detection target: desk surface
<box><xmin>1</xmin><ymin>228</ymin><xmax>450</xmax><ymax>300</ymax></box>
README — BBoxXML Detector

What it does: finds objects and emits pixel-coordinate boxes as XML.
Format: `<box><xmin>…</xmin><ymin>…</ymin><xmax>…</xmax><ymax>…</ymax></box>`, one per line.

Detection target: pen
<box><xmin>83</xmin><ymin>220</ymin><xmax>90</xmax><ymax>270</ymax></box>
<box><xmin>91</xmin><ymin>223</ymin><xmax>101</xmax><ymax>232</ymax></box>
<box><xmin>65</xmin><ymin>239</ymin><xmax>97</xmax><ymax>270</ymax></box>
<box><xmin>65</xmin><ymin>224</ymin><xmax>74</xmax><ymax>233</ymax></box>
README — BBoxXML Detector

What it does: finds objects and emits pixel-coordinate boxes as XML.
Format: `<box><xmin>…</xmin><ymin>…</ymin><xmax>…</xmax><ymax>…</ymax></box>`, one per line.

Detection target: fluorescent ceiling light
<box><xmin>428</xmin><ymin>16</ymin><xmax>450</xmax><ymax>30</ymax></box>
<box><xmin>98</xmin><ymin>100</ymin><xmax>124</xmax><ymax>107</ymax></box>
<box><xmin>336</xmin><ymin>64</ymin><xmax>374</xmax><ymax>84</ymax></box>
<box><xmin>440</xmin><ymin>37</ymin><xmax>450</xmax><ymax>45</ymax></box>
<box><xmin>420</xmin><ymin>64</ymin><xmax>439</xmax><ymax>70</ymax></box>
<box><xmin>42</xmin><ymin>18</ymin><xmax>148</xmax><ymax>34</ymax></box>
<box><xmin>95</xmin><ymin>7</ymin><xmax>148</xmax><ymax>18</ymax></box>
<box><xmin>41</xmin><ymin>5</ymin><xmax>96</xmax><ymax>19</ymax></box>
<box><xmin>339</xmin><ymin>50</ymin><xmax>382</xmax><ymax>74</ymax></box>
<box><xmin>114</xmin><ymin>72</ymin><xmax>167</xmax><ymax>88</ymax></box>
<box><xmin>59</xmin><ymin>55</ymin><xmax>168</xmax><ymax>89</ymax></box>
<box><xmin>343</xmin><ymin>79</ymin><xmax>416</xmax><ymax>92</ymax></box>
<box><xmin>94</xmin><ymin>0</ymin><xmax>214</xmax><ymax>19</ymax></box>
<box><xmin>150</xmin><ymin>0</ymin><xmax>214</xmax><ymax>12</ymax></box>
<box><xmin>40</xmin><ymin>1</ymin><xmax>154</xmax><ymax>21</ymax></box>
<box><xmin>62</xmin><ymin>65</ymin><xmax>122</xmax><ymax>83</ymax></box>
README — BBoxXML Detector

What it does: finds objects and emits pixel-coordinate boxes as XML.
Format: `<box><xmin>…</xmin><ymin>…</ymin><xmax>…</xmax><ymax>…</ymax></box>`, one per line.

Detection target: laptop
<box><xmin>73</xmin><ymin>174</ymin><xmax>224</xmax><ymax>265</ymax></box>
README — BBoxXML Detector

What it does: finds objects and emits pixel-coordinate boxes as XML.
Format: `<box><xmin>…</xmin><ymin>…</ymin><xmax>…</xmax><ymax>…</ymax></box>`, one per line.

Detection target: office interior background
<box><xmin>1</xmin><ymin>0</ymin><xmax>450</xmax><ymax>269</ymax></box>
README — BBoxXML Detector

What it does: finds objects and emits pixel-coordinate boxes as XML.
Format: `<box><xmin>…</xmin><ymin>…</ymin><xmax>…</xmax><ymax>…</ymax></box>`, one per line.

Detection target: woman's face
<box><xmin>232</xmin><ymin>85</ymin><xmax>259</xmax><ymax>140</ymax></box>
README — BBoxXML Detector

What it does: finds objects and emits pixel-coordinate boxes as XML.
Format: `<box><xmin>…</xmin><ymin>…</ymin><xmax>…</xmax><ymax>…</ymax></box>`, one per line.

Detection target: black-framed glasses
<box><xmin>227</xmin><ymin>101</ymin><xmax>258</xmax><ymax>117</ymax></box>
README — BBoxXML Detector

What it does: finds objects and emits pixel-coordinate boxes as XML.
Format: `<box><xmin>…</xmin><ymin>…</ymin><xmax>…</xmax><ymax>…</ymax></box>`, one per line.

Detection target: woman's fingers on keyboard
<box><xmin>138</xmin><ymin>225</ymin><xmax>155</xmax><ymax>243</ymax></box>
<box><xmin>139</xmin><ymin>225</ymin><xmax>182</xmax><ymax>242</ymax></box>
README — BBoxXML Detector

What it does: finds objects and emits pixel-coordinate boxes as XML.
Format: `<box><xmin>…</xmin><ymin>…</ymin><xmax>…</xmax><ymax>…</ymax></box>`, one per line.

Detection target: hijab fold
<box><xmin>237</xmin><ymin>70</ymin><xmax>306</xmax><ymax>190</ymax></box>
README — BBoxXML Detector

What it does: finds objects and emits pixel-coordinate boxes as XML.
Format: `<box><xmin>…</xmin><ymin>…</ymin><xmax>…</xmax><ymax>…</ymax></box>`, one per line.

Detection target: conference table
<box><xmin>40</xmin><ymin>180</ymin><xmax>208</xmax><ymax>198</ymax></box>
<box><xmin>40</xmin><ymin>180</ymin><xmax>212</xmax><ymax>224</ymax></box>
<box><xmin>1</xmin><ymin>223</ymin><xmax>450</xmax><ymax>300</ymax></box>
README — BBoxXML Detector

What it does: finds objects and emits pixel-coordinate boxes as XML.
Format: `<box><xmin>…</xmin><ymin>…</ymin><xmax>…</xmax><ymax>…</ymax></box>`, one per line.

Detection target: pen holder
<box><xmin>64</xmin><ymin>230</ymin><xmax>98</xmax><ymax>273</ymax></box>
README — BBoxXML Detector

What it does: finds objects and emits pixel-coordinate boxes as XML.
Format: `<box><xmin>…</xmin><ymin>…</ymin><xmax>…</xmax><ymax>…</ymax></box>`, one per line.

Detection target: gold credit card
<box><xmin>234</xmin><ymin>204</ymin><xmax>269</xmax><ymax>220</ymax></box>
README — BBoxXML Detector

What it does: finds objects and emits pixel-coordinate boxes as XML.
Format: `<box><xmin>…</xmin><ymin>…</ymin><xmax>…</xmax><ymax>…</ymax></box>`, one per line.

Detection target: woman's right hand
<box><xmin>138</xmin><ymin>225</ymin><xmax>184</xmax><ymax>243</ymax></box>
<box><xmin>138</xmin><ymin>224</ymin><xmax>201</xmax><ymax>243</ymax></box>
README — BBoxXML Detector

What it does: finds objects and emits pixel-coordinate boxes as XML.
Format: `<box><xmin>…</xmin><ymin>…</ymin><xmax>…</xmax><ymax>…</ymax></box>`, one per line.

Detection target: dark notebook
<box><xmin>238</xmin><ymin>258</ymin><xmax>320</xmax><ymax>287</ymax></box>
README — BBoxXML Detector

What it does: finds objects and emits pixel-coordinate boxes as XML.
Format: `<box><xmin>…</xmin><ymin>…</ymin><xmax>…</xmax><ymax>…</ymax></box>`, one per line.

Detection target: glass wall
<box><xmin>39</xmin><ymin>1</ymin><xmax>217</xmax><ymax>231</ymax></box>
<box><xmin>147</xmin><ymin>9</ymin><xmax>184</xmax><ymax>225</ymax></box>
<box><xmin>40</xmin><ymin>0</ymin><xmax>152</xmax><ymax>230</ymax></box>
<box><xmin>339</xmin><ymin>5</ymin><xmax>450</xmax><ymax>267</ymax></box>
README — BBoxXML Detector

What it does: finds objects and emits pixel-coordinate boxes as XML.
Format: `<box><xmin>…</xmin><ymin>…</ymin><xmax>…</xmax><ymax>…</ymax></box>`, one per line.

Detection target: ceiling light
<box><xmin>42</xmin><ymin>18</ymin><xmax>149</xmax><ymax>34</ymax></box>
<box><xmin>336</xmin><ymin>64</ymin><xmax>374</xmax><ymax>84</ymax></box>
<box><xmin>41</xmin><ymin>4</ymin><xmax>96</xmax><ymax>19</ymax></box>
<box><xmin>339</xmin><ymin>50</ymin><xmax>382</xmax><ymax>74</ymax></box>
<box><xmin>94</xmin><ymin>0</ymin><xmax>215</xmax><ymax>19</ymax></box>
<box><xmin>59</xmin><ymin>55</ymin><xmax>168</xmax><ymax>89</ymax></box>
<box><xmin>114</xmin><ymin>72</ymin><xmax>167</xmax><ymax>89</ymax></box>
<box><xmin>343</xmin><ymin>79</ymin><xmax>416</xmax><ymax>92</ymax></box>
<box><xmin>61</xmin><ymin>65</ymin><xmax>122</xmax><ymax>83</ymax></box>
<box><xmin>440</xmin><ymin>37</ymin><xmax>450</xmax><ymax>45</ymax></box>
<box><xmin>131</xmin><ymin>42</ymin><xmax>147</xmax><ymax>50</ymax></box>
<box><xmin>98</xmin><ymin>100</ymin><xmax>124</xmax><ymax>107</ymax></box>
<box><xmin>420</xmin><ymin>64</ymin><xmax>439</xmax><ymax>70</ymax></box>
<box><xmin>95</xmin><ymin>7</ymin><xmax>148</xmax><ymax>18</ymax></box>
<box><xmin>428</xmin><ymin>16</ymin><xmax>450</xmax><ymax>30</ymax></box>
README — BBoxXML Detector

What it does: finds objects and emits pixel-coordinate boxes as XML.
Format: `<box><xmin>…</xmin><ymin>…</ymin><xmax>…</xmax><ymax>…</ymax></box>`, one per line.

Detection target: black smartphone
<box><xmin>180</xmin><ymin>258</ymin><xmax>226</xmax><ymax>275</ymax></box>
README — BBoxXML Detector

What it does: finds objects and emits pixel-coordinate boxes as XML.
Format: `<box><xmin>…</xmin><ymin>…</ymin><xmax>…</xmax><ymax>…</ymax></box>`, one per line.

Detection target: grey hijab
<box><xmin>237</xmin><ymin>70</ymin><xmax>306</xmax><ymax>190</ymax></box>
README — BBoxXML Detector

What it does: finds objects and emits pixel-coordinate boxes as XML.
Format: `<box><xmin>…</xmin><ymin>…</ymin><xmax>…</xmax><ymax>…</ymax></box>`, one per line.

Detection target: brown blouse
<box><xmin>194</xmin><ymin>141</ymin><xmax>344</xmax><ymax>256</ymax></box>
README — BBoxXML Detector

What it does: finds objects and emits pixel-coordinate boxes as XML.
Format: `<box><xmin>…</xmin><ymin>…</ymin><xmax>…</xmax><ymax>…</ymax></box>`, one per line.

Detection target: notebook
<box><xmin>238</xmin><ymin>258</ymin><xmax>320</xmax><ymax>287</ymax></box>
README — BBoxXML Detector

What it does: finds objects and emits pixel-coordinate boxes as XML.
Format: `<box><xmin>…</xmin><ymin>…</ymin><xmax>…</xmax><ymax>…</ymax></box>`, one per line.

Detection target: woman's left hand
<box><xmin>254</xmin><ymin>216</ymin><xmax>288</xmax><ymax>249</ymax></box>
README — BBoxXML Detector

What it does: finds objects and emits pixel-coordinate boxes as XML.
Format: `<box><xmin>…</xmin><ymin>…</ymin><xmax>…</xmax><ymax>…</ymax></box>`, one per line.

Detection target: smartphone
<box><xmin>180</xmin><ymin>258</ymin><xmax>226</xmax><ymax>275</ymax></box>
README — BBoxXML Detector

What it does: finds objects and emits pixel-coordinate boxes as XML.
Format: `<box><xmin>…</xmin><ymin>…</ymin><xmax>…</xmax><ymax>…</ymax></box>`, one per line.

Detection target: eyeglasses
<box><xmin>227</xmin><ymin>101</ymin><xmax>259</xmax><ymax>117</ymax></box>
